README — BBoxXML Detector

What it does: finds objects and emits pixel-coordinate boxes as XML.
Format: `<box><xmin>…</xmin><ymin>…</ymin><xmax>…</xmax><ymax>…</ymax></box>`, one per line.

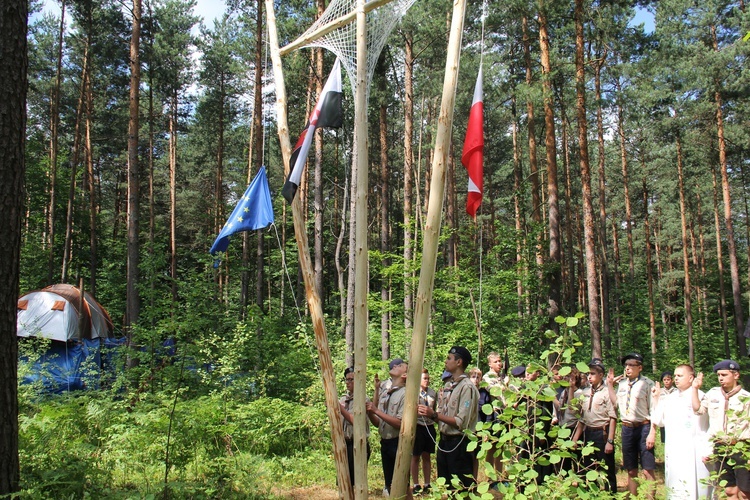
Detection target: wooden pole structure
<box><xmin>264</xmin><ymin>2</ymin><xmax>353</xmax><ymax>498</ymax></box>
<box><xmin>352</xmin><ymin>0</ymin><xmax>369</xmax><ymax>495</ymax></box>
<box><xmin>279</xmin><ymin>0</ymin><xmax>392</xmax><ymax>56</ymax></box>
<box><xmin>390</xmin><ymin>0</ymin><xmax>468</xmax><ymax>496</ymax></box>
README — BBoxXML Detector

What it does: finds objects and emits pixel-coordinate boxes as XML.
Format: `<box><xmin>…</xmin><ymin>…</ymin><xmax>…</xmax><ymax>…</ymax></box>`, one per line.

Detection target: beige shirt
<box><xmin>616</xmin><ymin>375</ymin><xmax>654</xmax><ymax>423</ymax></box>
<box><xmin>697</xmin><ymin>386</ymin><xmax>750</xmax><ymax>446</ymax></box>
<box><xmin>339</xmin><ymin>393</ymin><xmax>371</xmax><ymax>440</ymax></box>
<box><xmin>438</xmin><ymin>374</ymin><xmax>479</xmax><ymax>436</ymax></box>
<box><xmin>579</xmin><ymin>383</ymin><xmax>616</xmax><ymax>429</ymax></box>
<box><xmin>377</xmin><ymin>383</ymin><xmax>405</xmax><ymax>440</ymax></box>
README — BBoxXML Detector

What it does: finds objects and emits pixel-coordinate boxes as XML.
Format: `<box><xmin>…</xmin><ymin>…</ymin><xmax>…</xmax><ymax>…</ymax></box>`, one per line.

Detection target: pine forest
<box><xmin>3</xmin><ymin>0</ymin><xmax>750</xmax><ymax>496</ymax></box>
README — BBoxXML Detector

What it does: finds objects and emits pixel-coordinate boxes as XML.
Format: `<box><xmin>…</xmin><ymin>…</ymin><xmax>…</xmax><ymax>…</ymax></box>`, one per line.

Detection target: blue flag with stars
<box><xmin>210</xmin><ymin>166</ymin><xmax>274</xmax><ymax>255</ymax></box>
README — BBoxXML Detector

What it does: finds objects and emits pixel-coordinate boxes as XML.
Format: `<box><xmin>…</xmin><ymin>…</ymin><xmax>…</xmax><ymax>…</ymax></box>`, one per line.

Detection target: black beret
<box><xmin>588</xmin><ymin>358</ymin><xmax>606</xmax><ymax>373</ymax></box>
<box><xmin>621</xmin><ymin>352</ymin><xmax>644</xmax><ymax>365</ymax></box>
<box><xmin>389</xmin><ymin>358</ymin><xmax>405</xmax><ymax>370</ymax></box>
<box><xmin>713</xmin><ymin>360</ymin><xmax>740</xmax><ymax>372</ymax></box>
<box><xmin>510</xmin><ymin>365</ymin><xmax>526</xmax><ymax>377</ymax></box>
<box><xmin>660</xmin><ymin>371</ymin><xmax>673</xmax><ymax>379</ymax></box>
<box><xmin>448</xmin><ymin>346</ymin><xmax>472</xmax><ymax>367</ymax></box>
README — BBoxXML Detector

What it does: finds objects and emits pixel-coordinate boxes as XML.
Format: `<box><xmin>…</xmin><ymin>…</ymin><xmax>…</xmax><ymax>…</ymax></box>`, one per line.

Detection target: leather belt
<box><xmin>585</xmin><ymin>425</ymin><xmax>609</xmax><ymax>432</ymax></box>
<box><xmin>622</xmin><ymin>419</ymin><xmax>649</xmax><ymax>427</ymax></box>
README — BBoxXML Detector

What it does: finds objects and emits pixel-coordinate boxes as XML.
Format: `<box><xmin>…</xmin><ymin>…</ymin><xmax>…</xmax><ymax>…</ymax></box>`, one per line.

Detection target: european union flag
<box><xmin>210</xmin><ymin>166</ymin><xmax>274</xmax><ymax>255</ymax></box>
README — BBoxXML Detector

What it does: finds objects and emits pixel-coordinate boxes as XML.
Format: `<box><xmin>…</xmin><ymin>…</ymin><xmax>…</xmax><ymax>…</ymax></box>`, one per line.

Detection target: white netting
<box><xmin>300</xmin><ymin>0</ymin><xmax>417</xmax><ymax>99</ymax></box>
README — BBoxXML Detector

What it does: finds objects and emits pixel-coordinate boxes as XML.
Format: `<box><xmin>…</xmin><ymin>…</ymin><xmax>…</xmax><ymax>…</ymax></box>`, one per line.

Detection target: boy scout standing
<box><xmin>367</xmin><ymin>358</ymin><xmax>407</xmax><ymax>497</ymax></box>
<box><xmin>418</xmin><ymin>346</ymin><xmax>478</xmax><ymax>490</ymax></box>
<box><xmin>692</xmin><ymin>359</ymin><xmax>750</xmax><ymax>500</ymax></box>
<box><xmin>609</xmin><ymin>352</ymin><xmax>656</xmax><ymax>497</ymax></box>
<box><xmin>572</xmin><ymin>359</ymin><xmax>617</xmax><ymax>492</ymax></box>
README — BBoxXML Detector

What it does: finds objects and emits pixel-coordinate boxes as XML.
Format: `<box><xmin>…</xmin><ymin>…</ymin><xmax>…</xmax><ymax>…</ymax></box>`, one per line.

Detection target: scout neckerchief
<box><xmin>625</xmin><ymin>375</ymin><xmax>641</xmax><ymax>414</ymax></box>
<box><xmin>721</xmin><ymin>384</ymin><xmax>742</xmax><ymax>432</ymax></box>
<box><xmin>440</xmin><ymin>374</ymin><xmax>468</xmax><ymax>412</ymax></box>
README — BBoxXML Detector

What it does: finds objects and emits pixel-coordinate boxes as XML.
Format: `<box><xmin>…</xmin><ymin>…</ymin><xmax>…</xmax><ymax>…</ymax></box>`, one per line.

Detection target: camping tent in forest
<box><xmin>17</xmin><ymin>283</ymin><xmax>114</xmax><ymax>342</ymax></box>
<box><xmin>17</xmin><ymin>284</ymin><xmax>120</xmax><ymax>393</ymax></box>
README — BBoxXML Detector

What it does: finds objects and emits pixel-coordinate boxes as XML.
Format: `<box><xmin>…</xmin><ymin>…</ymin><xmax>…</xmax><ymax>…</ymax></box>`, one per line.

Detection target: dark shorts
<box><xmin>621</xmin><ymin>422</ymin><xmax>655</xmax><ymax>472</ymax></box>
<box><xmin>436</xmin><ymin>434</ymin><xmax>475</xmax><ymax>489</ymax></box>
<box><xmin>716</xmin><ymin>450</ymin><xmax>750</xmax><ymax>492</ymax></box>
<box><xmin>380</xmin><ymin>437</ymin><xmax>399</xmax><ymax>490</ymax></box>
<box><xmin>413</xmin><ymin>424</ymin><xmax>436</xmax><ymax>456</ymax></box>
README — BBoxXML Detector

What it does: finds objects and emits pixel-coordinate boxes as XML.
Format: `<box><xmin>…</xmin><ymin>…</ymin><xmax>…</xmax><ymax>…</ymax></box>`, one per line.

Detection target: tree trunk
<box><xmin>712</xmin><ymin>163</ymin><xmax>731</xmax><ymax>358</ymax></box>
<box><xmin>47</xmin><ymin>0</ymin><xmax>65</xmax><ymax>284</ymax></box>
<box><xmin>169</xmin><ymin>92</ymin><xmax>178</xmax><ymax>303</ymax></box>
<box><xmin>377</xmin><ymin>54</ymin><xmax>390</xmax><ymax>360</ymax></box>
<box><xmin>511</xmin><ymin>94</ymin><xmax>526</xmax><ymax>319</ymax></box>
<box><xmin>676</xmin><ymin>134</ymin><xmax>695</xmax><ymax>365</ymax></box>
<box><xmin>61</xmin><ymin>43</ymin><xmax>89</xmax><ymax>283</ymax></box>
<box><xmin>0</xmin><ymin>0</ymin><xmax>26</xmax><ymax>492</ymax></box>
<box><xmin>642</xmin><ymin>173</ymin><xmax>657</xmax><ymax>373</ymax></box>
<box><xmin>575</xmin><ymin>0</ymin><xmax>601</xmax><ymax>357</ymax></box>
<box><xmin>126</xmin><ymin>0</ymin><xmax>142</xmax><ymax>335</ymax></box>
<box><xmin>84</xmin><ymin>54</ymin><xmax>97</xmax><ymax>295</ymax></box>
<box><xmin>596</xmin><ymin>52</ymin><xmax>612</xmax><ymax>353</ymax></box>
<box><xmin>403</xmin><ymin>30</ymin><xmax>414</xmax><ymax>332</ymax></box>
<box><xmin>713</xmin><ymin>24</ymin><xmax>746</xmax><ymax>355</ymax></box>
<box><xmin>313</xmin><ymin>31</ymin><xmax>324</xmax><ymax>301</ymax></box>
<box><xmin>523</xmin><ymin>15</ymin><xmax>543</xmax><ymax>287</ymax></box>
<box><xmin>539</xmin><ymin>5</ymin><xmax>561</xmax><ymax>331</ymax></box>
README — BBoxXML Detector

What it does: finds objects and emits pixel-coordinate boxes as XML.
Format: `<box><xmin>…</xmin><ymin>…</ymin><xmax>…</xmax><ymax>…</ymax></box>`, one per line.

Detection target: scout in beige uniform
<box><xmin>572</xmin><ymin>358</ymin><xmax>617</xmax><ymax>492</ymax></box>
<box><xmin>339</xmin><ymin>367</ymin><xmax>379</xmax><ymax>486</ymax></box>
<box><xmin>419</xmin><ymin>346</ymin><xmax>478</xmax><ymax>489</ymax></box>
<box><xmin>366</xmin><ymin>358</ymin><xmax>407</xmax><ymax>496</ymax></box>
<box><xmin>609</xmin><ymin>352</ymin><xmax>656</xmax><ymax>496</ymax></box>
<box><xmin>692</xmin><ymin>359</ymin><xmax>750</xmax><ymax>500</ymax></box>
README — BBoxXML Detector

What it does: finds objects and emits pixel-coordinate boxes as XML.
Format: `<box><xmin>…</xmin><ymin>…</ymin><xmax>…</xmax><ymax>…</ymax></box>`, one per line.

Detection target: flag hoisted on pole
<box><xmin>210</xmin><ymin>166</ymin><xmax>275</xmax><ymax>255</ymax></box>
<box><xmin>462</xmin><ymin>65</ymin><xmax>484</xmax><ymax>219</ymax></box>
<box><xmin>282</xmin><ymin>58</ymin><xmax>343</xmax><ymax>203</ymax></box>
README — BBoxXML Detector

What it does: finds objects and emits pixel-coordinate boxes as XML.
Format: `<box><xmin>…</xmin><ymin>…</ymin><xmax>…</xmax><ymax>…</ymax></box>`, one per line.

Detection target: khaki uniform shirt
<box><xmin>579</xmin><ymin>383</ymin><xmax>616</xmax><ymax>429</ymax></box>
<box><xmin>438</xmin><ymin>374</ymin><xmax>479</xmax><ymax>437</ymax></box>
<box><xmin>616</xmin><ymin>375</ymin><xmax>654</xmax><ymax>424</ymax></box>
<box><xmin>377</xmin><ymin>383</ymin><xmax>405</xmax><ymax>440</ymax></box>
<box><xmin>339</xmin><ymin>393</ymin><xmax>371</xmax><ymax>440</ymax></box>
<box><xmin>696</xmin><ymin>386</ymin><xmax>750</xmax><ymax>446</ymax></box>
<box><xmin>417</xmin><ymin>387</ymin><xmax>437</xmax><ymax>426</ymax></box>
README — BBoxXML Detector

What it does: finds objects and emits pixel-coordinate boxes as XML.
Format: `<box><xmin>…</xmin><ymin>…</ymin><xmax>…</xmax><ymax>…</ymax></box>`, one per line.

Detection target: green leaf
<box><xmin>744</xmin><ymin>31</ymin><xmax>750</xmax><ymax>42</ymax></box>
<box><xmin>555</xmin><ymin>316</ymin><xmax>567</xmax><ymax>324</ymax></box>
<box><xmin>566</xmin><ymin>316</ymin><xmax>579</xmax><ymax>327</ymax></box>
<box><xmin>558</xmin><ymin>365</ymin><xmax>571</xmax><ymax>377</ymax></box>
<box><xmin>585</xmin><ymin>470</ymin><xmax>599</xmax><ymax>481</ymax></box>
<box><xmin>477</xmin><ymin>482</ymin><xmax>490</xmax><ymax>494</ymax></box>
<box><xmin>557</xmin><ymin>426</ymin><xmax>572</xmax><ymax>439</ymax></box>
<box><xmin>549</xmin><ymin>453</ymin><xmax>562</xmax><ymax>464</ymax></box>
<box><xmin>576</xmin><ymin>362</ymin><xmax>590</xmax><ymax>373</ymax></box>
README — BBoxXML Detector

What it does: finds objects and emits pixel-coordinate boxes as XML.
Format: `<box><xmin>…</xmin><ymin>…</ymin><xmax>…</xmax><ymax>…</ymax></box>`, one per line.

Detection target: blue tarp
<box><xmin>19</xmin><ymin>337</ymin><xmax>176</xmax><ymax>394</ymax></box>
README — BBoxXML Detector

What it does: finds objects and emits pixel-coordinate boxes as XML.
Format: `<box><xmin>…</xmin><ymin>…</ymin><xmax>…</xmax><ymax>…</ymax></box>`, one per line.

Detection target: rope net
<box><xmin>300</xmin><ymin>0</ymin><xmax>417</xmax><ymax>98</ymax></box>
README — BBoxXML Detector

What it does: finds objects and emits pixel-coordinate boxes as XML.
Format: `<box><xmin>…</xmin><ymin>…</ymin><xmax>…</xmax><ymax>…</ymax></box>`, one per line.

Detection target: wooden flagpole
<box><xmin>264</xmin><ymin>2</ymin><xmax>353</xmax><ymax>498</ymax></box>
<box><xmin>389</xmin><ymin>0</ymin><xmax>468</xmax><ymax>496</ymax></box>
<box><xmin>352</xmin><ymin>0</ymin><xmax>369</xmax><ymax>495</ymax></box>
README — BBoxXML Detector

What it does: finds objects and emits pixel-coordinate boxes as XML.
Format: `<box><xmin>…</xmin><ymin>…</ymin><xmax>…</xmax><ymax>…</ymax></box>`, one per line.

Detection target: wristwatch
<box><xmin>606</xmin><ymin>438</ymin><xmax>614</xmax><ymax>444</ymax></box>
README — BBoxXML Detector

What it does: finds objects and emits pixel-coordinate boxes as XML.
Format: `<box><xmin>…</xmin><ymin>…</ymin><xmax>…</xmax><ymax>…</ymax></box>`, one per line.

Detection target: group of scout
<box><xmin>341</xmin><ymin>348</ymin><xmax>750</xmax><ymax>499</ymax></box>
<box><xmin>339</xmin><ymin>346</ymin><xmax>479</xmax><ymax>496</ymax></box>
<box><xmin>553</xmin><ymin>353</ymin><xmax>750</xmax><ymax>500</ymax></box>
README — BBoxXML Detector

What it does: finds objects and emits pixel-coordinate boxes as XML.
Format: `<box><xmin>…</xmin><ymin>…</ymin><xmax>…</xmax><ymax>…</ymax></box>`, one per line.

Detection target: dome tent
<box><xmin>17</xmin><ymin>284</ymin><xmax>114</xmax><ymax>342</ymax></box>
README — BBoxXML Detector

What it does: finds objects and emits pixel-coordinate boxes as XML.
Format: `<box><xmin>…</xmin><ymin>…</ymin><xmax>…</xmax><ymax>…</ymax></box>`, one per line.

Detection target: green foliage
<box><xmin>18</xmin><ymin>390</ymin><xmax>329</xmax><ymax>498</ymax></box>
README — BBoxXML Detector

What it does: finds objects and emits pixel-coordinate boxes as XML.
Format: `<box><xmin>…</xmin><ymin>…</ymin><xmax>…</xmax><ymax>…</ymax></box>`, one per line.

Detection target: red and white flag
<box><xmin>282</xmin><ymin>58</ymin><xmax>343</xmax><ymax>203</ymax></box>
<box><xmin>462</xmin><ymin>66</ymin><xmax>483</xmax><ymax>218</ymax></box>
